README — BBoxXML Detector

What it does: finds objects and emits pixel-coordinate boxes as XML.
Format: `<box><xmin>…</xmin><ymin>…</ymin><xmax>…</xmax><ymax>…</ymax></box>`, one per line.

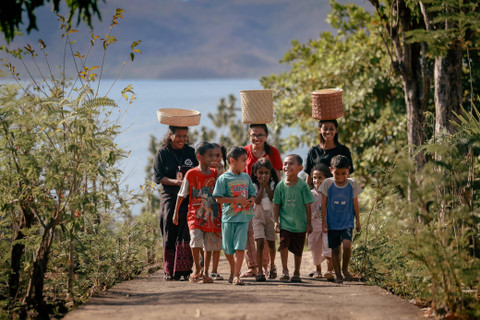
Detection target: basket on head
<box><xmin>311</xmin><ymin>88</ymin><xmax>344</xmax><ymax>120</ymax></box>
<box><xmin>241</xmin><ymin>89</ymin><xmax>273</xmax><ymax>124</ymax></box>
<box><xmin>156</xmin><ymin>108</ymin><xmax>201</xmax><ymax>127</ymax></box>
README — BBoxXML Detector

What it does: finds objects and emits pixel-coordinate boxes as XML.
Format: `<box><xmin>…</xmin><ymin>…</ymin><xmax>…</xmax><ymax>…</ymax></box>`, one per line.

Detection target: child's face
<box><xmin>283</xmin><ymin>156</ymin><xmax>303</xmax><ymax>178</ymax></box>
<box><xmin>255</xmin><ymin>166</ymin><xmax>271</xmax><ymax>182</ymax></box>
<box><xmin>198</xmin><ymin>149</ymin><xmax>215</xmax><ymax>168</ymax></box>
<box><xmin>318</xmin><ymin>122</ymin><xmax>337</xmax><ymax>143</ymax></box>
<box><xmin>211</xmin><ymin>147</ymin><xmax>222</xmax><ymax>167</ymax></box>
<box><xmin>230</xmin><ymin>154</ymin><xmax>247</xmax><ymax>173</ymax></box>
<box><xmin>330</xmin><ymin>167</ymin><xmax>349</xmax><ymax>184</ymax></box>
<box><xmin>312</xmin><ymin>170</ymin><xmax>326</xmax><ymax>189</ymax></box>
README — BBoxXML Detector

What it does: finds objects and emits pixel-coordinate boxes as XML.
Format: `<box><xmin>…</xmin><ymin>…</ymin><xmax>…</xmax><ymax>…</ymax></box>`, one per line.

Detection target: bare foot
<box><xmin>343</xmin><ymin>270</ymin><xmax>354</xmax><ymax>281</ymax></box>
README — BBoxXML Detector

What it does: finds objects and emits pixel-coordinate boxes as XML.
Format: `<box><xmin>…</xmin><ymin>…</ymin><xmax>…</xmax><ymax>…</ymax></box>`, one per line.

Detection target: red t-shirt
<box><xmin>178</xmin><ymin>167</ymin><xmax>221</xmax><ymax>232</ymax></box>
<box><xmin>243</xmin><ymin>144</ymin><xmax>283</xmax><ymax>176</ymax></box>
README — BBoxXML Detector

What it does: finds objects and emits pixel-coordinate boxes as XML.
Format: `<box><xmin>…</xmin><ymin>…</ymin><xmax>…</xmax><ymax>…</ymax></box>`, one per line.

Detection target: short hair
<box><xmin>284</xmin><ymin>154</ymin><xmax>303</xmax><ymax>166</ymax></box>
<box><xmin>313</xmin><ymin>164</ymin><xmax>332</xmax><ymax>178</ymax></box>
<box><xmin>195</xmin><ymin>142</ymin><xmax>214</xmax><ymax>155</ymax></box>
<box><xmin>226</xmin><ymin>146</ymin><xmax>247</xmax><ymax>161</ymax></box>
<box><xmin>330</xmin><ymin>155</ymin><xmax>350</xmax><ymax>169</ymax></box>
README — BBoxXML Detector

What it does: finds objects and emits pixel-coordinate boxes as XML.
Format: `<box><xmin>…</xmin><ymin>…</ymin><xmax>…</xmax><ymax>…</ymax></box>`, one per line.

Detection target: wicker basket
<box><xmin>241</xmin><ymin>89</ymin><xmax>273</xmax><ymax>124</ymax></box>
<box><xmin>311</xmin><ymin>88</ymin><xmax>344</xmax><ymax>120</ymax></box>
<box><xmin>156</xmin><ymin>108</ymin><xmax>201</xmax><ymax>126</ymax></box>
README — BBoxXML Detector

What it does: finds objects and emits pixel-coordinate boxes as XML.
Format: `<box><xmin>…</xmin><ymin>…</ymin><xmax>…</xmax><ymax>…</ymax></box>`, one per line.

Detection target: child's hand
<box><xmin>306</xmin><ymin>223</ymin><xmax>313</xmax><ymax>234</ymax></box>
<box><xmin>322</xmin><ymin>224</ymin><xmax>328</xmax><ymax>233</ymax></box>
<box><xmin>172</xmin><ymin>213</ymin><xmax>179</xmax><ymax>225</ymax></box>
<box><xmin>355</xmin><ymin>221</ymin><xmax>361</xmax><ymax>232</ymax></box>
<box><xmin>274</xmin><ymin>222</ymin><xmax>280</xmax><ymax>233</ymax></box>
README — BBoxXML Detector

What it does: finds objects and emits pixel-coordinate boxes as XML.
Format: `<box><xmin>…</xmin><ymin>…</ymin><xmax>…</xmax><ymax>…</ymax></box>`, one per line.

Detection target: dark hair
<box><xmin>249</xmin><ymin>124</ymin><xmax>271</xmax><ymax>156</ymax></box>
<box><xmin>211</xmin><ymin>143</ymin><xmax>227</xmax><ymax>168</ymax></box>
<box><xmin>195</xmin><ymin>142</ymin><xmax>214</xmax><ymax>155</ymax></box>
<box><xmin>162</xmin><ymin>125</ymin><xmax>189</xmax><ymax>147</ymax></box>
<box><xmin>330</xmin><ymin>155</ymin><xmax>350</xmax><ymax>169</ymax></box>
<box><xmin>312</xmin><ymin>164</ymin><xmax>332</xmax><ymax>178</ymax></box>
<box><xmin>226</xmin><ymin>146</ymin><xmax>247</xmax><ymax>161</ymax></box>
<box><xmin>251</xmin><ymin>158</ymin><xmax>279</xmax><ymax>188</ymax></box>
<box><xmin>285</xmin><ymin>154</ymin><xmax>303</xmax><ymax>166</ymax></box>
<box><xmin>318</xmin><ymin>119</ymin><xmax>339</xmax><ymax>147</ymax></box>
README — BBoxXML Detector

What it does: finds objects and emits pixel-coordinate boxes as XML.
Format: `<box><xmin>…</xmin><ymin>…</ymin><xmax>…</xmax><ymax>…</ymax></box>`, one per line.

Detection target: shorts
<box><xmin>222</xmin><ymin>221</ymin><xmax>250</xmax><ymax>255</ymax></box>
<box><xmin>189</xmin><ymin>229</ymin><xmax>222</xmax><ymax>252</ymax></box>
<box><xmin>278</xmin><ymin>229</ymin><xmax>306</xmax><ymax>257</ymax></box>
<box><xmin>328</xmin><ymin>228</ymin><xmax>353</xmax><ymax>249</ymax></box>
<box><xmin>252</xmin><ymin>205</ymin><xmax>276</xmax><ymax>242</ymax></box>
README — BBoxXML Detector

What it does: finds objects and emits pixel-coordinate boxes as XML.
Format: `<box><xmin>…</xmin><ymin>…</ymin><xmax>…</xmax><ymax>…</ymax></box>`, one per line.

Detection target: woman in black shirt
<box><xmin>154</xmin><ymin>126</ymin><xmax>198</xmax><ymax>280</ymax></box>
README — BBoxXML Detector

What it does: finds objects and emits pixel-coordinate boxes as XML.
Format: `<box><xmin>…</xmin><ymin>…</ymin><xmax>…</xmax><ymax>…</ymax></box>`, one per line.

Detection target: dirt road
<box><xmin>64</xmin><ymin>252</ymin><xmax>424</xmax><ymax>320</ymax></box>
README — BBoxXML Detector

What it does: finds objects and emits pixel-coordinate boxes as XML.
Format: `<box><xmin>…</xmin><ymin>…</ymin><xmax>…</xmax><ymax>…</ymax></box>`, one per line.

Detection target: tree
<box><xmin>0</xmin><ymin>0</ymin><xmax>104</xmax><ymax>43</ymax></box>
<box><xmin>261</xmin><ymin>1</ymin><xmax>406</xmax><ymax>183</ymax></box>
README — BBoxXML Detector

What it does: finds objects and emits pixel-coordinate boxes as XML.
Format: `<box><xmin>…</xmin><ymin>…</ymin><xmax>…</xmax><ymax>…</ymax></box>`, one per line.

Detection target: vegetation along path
<box><xmin>64</xmin><ymin>252</ymin><xmax>424</xmax><ymax>320</ymax></box>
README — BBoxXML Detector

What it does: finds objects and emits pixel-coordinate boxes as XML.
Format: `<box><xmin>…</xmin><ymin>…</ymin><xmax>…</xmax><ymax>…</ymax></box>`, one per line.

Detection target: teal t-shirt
<box><xmin>212</xmin><ymin>171</ymin><xmax>256</xmax><ymax>223</ymax></box>
<box><xmin>273</xmin><ymin>178</ymin><xmax>315</xmax><ymax>233</ymax></box>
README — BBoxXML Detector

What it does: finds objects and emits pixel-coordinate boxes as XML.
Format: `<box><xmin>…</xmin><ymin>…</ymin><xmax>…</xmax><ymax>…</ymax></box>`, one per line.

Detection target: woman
<box><xmin>154</xmin><ymin>126</ymin><xmax>198</xmax><ymax>280</ymax></box>
<box><xmin>242</xmin><ymin>124</ymin><xmax>282</xmax><ymax>278</ymax></box>
<box><xmin>305</xmin><ymin>119</ymin><xmax>354</xmax><ymax>187</ymax></box>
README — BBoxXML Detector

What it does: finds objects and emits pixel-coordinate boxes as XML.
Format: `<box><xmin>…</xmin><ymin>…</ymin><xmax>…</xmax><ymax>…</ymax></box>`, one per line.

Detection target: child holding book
<box><xmin>213</xmin><ymin>146</ymin><xmax>256</xmax><ymax>285</ymax></box>
<box><xmin>273</xmin><ymin>154</ymin><xmax>315</xmax><ymax>283</ymax></box>
<box><xmin>251</xmin><ymin>158</ymin><xmax>279</xmax><ymax>281</ymax></box>
<box><xmin>174</xmin><ymin>142</ymin><xmax>221</xmax><ymax>283</ymax></box>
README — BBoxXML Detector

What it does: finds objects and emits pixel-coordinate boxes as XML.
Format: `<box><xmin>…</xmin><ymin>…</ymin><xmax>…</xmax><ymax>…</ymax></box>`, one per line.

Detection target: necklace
<box><xmin>252</xmin><ymin>148</ymin><xmax>265</xmax><ymax>158</ymax></box>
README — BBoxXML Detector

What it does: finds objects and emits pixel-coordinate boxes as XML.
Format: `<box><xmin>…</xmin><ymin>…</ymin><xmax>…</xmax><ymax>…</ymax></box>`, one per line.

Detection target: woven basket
<box><xmin>241</xmin><ymin>90</ymin><xmax>273</xmax><ymax>124</ymax></box>
<box><xmin>311</xmin><ymin>88</ymin><xmax>344</xmax><ymax>120</ymax></box>
<box><xmin>156</xmin><ymin>108</ymin><xmax>201</xmax><ymax>126</ymax></box>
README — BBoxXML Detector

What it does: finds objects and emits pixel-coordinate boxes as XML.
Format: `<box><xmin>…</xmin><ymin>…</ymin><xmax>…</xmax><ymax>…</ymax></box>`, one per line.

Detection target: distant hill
<box><xmin>1</xmin><ymin>0</ymin><xmax>370</xmax><ymax>79</ymax></box>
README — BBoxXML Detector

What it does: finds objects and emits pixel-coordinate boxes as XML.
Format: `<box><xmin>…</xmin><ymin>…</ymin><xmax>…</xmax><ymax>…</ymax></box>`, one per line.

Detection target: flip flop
<box><xmin>189</xmin><ymin>273</ymin><xmax>202</xmax><ymax>283</ymax></box>
<box><xmin>279</xmin><ymin>274</ymin><xmax>290</xmax><ymax>282</ymax></box>
<box><xmin>324</xmin><ymin>272</ymin><xmax>335</xmax><ymax>281</ymax></box>
<box><xmin>290</xmin><ymin>275</ymin><xmax>302</xmax><ymax>283</ymax></box>
<box><xmin>233</xmin><ymin>277</ymin><xmax>245</xmax><ymax>286</ymax></box>
<box><xmin>202</xmin><ymin>276</ymin><xmax>214</xmax><ymax>283</ymax></box>
<box><xmin>255</xmin><ymin>274</ymin><xmax>266</xmax><ymax>282</ymax></box>
<box><xmin>312</xmin><ymin>271</ymin><xmax>323</xmax><ymax>279</ymax></box>
<box><xmin>228</xmin><ymin>274</ymin><xmax>233</xmax><ymax>284</ymax></box>
<box><xmin>240</xmin><ymin>270</ymin><xmax>256</xmax><ymax>278</ymax></box>
<box><xmin>268</xmin><ymin>266</ymin><xmax>277</xmax><ymax>279</ymax></box>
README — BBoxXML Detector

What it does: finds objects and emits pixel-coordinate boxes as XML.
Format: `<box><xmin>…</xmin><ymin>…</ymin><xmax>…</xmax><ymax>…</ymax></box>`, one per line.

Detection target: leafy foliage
<box><xmin>0</xmin><ymin>9</ymin><xmax>156</xmax><ymax>318</ymax></box>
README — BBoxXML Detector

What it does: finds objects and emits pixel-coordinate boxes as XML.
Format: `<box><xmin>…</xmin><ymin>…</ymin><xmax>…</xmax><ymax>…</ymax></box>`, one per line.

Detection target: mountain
<box><xmin>1</xmin><ymin>0</ymin><xmax>370</xmax><ymax>79</ymax></box>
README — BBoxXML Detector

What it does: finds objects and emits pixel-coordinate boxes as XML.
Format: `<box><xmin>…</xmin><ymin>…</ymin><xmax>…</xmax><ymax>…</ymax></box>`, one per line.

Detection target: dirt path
<box><xmin>64</xmin><ymin>252</ymin><xmax>424</xmax><ymax>320</ymax></box>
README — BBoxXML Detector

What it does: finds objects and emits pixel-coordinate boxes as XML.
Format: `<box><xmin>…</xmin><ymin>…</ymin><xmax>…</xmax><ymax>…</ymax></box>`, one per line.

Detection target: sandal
<box><xmin>228</xmin><ymin>274</ymin><xmax>233</xmax><ymax>284</ymax></box>
<box><xmin>211</xmin><ymin>273</ymin><xmax>224</xmax><ymax>280</ymax></box>
<box><xmin>189</xmin><ymin>273</ymin><xmax>202</xmax><ymax>283</ymax></box>
<box><xmin>240</xmin><ymin>269</ymin><xmax>256</xmax><ymax>278</ymax></box>
<box><xmin>233</xmin><ymin>277</ymin><xmax>245</xmax><ymax>286</ymax></box>
<box><xmin>290</xmin><ymin>275</ymin><xmax>302</xmax><ymax>283</ymax></box>
<box><xmin>343</xmin><ymin>271</ymin><xmax>356</xmax><ymax>281</ymax></box>
<box><xmin>333</xmin><ymin>277</ymin><xmax>343</xmax><ymax>284</ymax></box>
<box><xmin>279</xmin><ymin>274</ymin><xmax>290</xmax><ymax>282</ymax></box>
<box><xmin>202</xmin><ymin>276</ymin><xmax>214</xmax><ymax>283</ymax></box>
<box><xmin>324</xmin><ymin>272</ymin><xmax>335</xmax><ymax>281</ymax></box>
<box><xmin>255</xmin><ymin>274</ymin><xmax>266</xmax><ymax>282</ymax></box>
<box><xmin>312</xmin><ymin>271</ymin><xmax>323</xmax><ymax>279</ymax></box>
<box><xmin>164</xmin><ymin>273</ymin><xmax>173</xmax><ymax>281</ymax></box>
<box><xmin>268</xmin><ymin>266</ymin><xmax>277</xmax><ymax>279</ymax></box>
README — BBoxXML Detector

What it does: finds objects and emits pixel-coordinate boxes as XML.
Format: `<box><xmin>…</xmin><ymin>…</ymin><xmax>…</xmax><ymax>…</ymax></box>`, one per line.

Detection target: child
<box><xmin>213</xmin><ymin>146</ymin><xmax>256</xmax><ymax>286</ymax></box>
<box><xmin>320</xmin><ymin>155</ymin><xmax>362</xmax><ymax>284</ymax></box>
<box><xmin>273</xmin><ymin>154</ymin><xmax>315</xmax><ymax>283</ymax></box>
<box><xmin>208</xmin><ymin>143</ymin><xmax>227</xmax><ymax>280</ymax></box>
<box><xmin>173</xmin><ymin>142</ymin><xmax>222</xmax><ymax>283</ymax></box>
<box><xmin>211</xmin><ymin>143</ymin><xmax>227</xmax><ymax>175</ymax></box>
<box><xmin>251</xmin><ymin>158</ymin><xmax>279</xmax><ymax>281</ymax></box>
<box><xmin>308</xmin><ymin>165</ymin><xmax>334</xmax><ymax>280</ymax></box>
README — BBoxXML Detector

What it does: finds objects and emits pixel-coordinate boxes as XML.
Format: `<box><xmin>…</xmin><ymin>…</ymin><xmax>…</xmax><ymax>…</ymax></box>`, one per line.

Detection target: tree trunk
<box><xmin>434</xmin><ymin>45</ymin><xmax>463</xmax><ymax>135</ymax></box>
<box><xmin>9</xmin><ymin>205</ymin><xmax>34</xmax><ymax>300</ymax></box>
<box><xmin>23</xmin><ymin>223</ymin><xmax>57</xmax><ymax>319</ymax></box>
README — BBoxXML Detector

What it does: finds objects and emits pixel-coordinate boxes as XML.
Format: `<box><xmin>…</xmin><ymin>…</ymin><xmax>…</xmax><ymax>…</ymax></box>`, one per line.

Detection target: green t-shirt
<box><xmin>273</xmin><ymin>178</ymin><xmax>315</xmax><ymax>233</ymax></box>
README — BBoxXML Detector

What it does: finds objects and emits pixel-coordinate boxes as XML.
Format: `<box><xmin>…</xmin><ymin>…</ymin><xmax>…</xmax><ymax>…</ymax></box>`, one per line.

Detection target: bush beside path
<box><xmin>64</xmin><ymin>252</ymin><xmax>424</xmax><ymax>320</ymax></box>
